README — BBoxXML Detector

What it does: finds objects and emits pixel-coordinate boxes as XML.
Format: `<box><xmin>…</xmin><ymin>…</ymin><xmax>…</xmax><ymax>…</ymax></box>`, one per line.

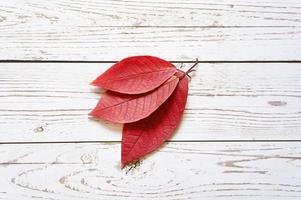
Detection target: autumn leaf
<box><xmin>89</xmin><ymin>75</ymin><xmax>179</xmax><ymax>123</ymax></box>
<box><xmin>89</xmin><ymin>55</ymin><xmax>198</xmax><ymax>169</ymax></box>
<box><xmin>121</xmin><ymin>71</ymin><xmax>189</xmax><ymax>167</ymax></box>
<box><xmin>91</xmin><ymin>55</ymin><xmax>177</xmax><ymax>94</ymax></box>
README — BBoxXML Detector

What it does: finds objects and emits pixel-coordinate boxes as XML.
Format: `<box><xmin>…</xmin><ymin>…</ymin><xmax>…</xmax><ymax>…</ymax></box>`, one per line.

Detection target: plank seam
<box><xmin>1</xmin><ymin>140</ymin><xmax>301</xmax><ymax>145</ymax></box>
<box><xmin>1</xmin><ymin>60</ymin><xmax>301</xmax><ymax>63</ymax></box>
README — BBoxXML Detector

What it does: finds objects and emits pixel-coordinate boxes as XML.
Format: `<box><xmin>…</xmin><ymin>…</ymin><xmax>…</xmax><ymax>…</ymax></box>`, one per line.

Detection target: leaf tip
<box><xmin>121</xmin><ymin>163</ymin><xmax>126</xmax><ymax>169</ymax></box>
<box><xmin>89</xmin><ymin>79</ymin><xmax>98</xmax><ymax>86</ymax></box>
<box><xmin>121</xmin><ymin>158</ymin><xmax>129</xmax><ymax>169</ymax></box>
<box><xmin>88</xmin><ymin>109</ymin><xmax>96</xmax><ymax>117</ymax></box>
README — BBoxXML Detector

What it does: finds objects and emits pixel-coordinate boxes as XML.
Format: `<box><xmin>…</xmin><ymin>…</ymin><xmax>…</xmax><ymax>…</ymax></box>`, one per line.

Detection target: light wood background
<box><xmin>0</xmin><ymin>0</ymin><xmax>301</xmax><ymax>199</ymax></box>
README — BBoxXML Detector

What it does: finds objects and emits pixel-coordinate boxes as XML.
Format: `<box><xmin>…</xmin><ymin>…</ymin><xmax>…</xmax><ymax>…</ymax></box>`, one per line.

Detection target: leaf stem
<box><xmin>179</xmin><ymin>58</ymin><xmax>198</xmax><ymax>79</ymax></box>
<box><xmin>185</xmin><ymin>58</ymin><xmax>199</xmax><ymax>75</ymax></box>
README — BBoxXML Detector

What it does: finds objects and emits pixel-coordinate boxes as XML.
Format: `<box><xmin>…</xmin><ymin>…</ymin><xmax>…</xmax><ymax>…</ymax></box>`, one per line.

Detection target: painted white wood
<box><xmin>1</xmin><ymin>62</ymin><xmax>301</xmax><ymax>142</ymax></box>
<box><xmin>1</xmin><ymin>1</ymin><xmax>301</xmax><ymax>198</ymax></box>
<box><xmin>1</xmin><ymin>0</ymin><xmax>301</xmax><ymax>27</ymax></box>
<box><xmin>1</xmin><ymin>27</ymin><xmax>300</xmax><ymax>61</ymax></box>
<box><xmin>0</xmin><ymin>142</ymin><xmax>301</xmax><ymax>199</ymax></box>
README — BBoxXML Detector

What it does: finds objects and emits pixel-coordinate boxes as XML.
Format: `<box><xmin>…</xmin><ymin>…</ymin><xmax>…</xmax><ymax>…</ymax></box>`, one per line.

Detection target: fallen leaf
<box><xmin>89</xmin><ymin>76</ymin><xmax>179</xmax><ymax>123</ymax></box>
<box><xmin>121</xmin><ymin>71</ymin><xmax>189</xmax><ymax>167</ymax></box>
<box><xmin>91</xmin><ymin>55</ymin><xmax>177</xmax><ymax>94</ymax></box>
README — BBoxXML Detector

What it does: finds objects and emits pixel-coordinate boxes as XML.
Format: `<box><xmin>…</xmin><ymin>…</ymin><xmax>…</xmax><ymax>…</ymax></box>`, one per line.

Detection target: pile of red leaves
<box><xmin>89</xmin><ymin>55</ymin><xmax>198</xmax><ymax>168</ymax></box>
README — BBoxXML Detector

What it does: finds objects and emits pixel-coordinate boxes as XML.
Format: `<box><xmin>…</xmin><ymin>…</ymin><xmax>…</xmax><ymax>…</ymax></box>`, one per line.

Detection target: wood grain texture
<box><xmin>1</xmin><ymin>0</ymin><xmax>301</xmax><ymax>198</ymax></box>
<box><xmin>1</xmin><ymin>0</ymin><xmax>301</xmax><ymax>27</ymax></box>
<box><xmin>0</xmin><ymin>142</ymin><xmax>301</xmax><ymax>199</ymax></box>
<box><xmin>0</xmin><ymin>26</ymin><xmax>301</xmax><ymax>61</ymax></box>
<box><xmin>1</xmin><ymin>62</ymin><xmax>301</xmax><ymax>142</ymax></box>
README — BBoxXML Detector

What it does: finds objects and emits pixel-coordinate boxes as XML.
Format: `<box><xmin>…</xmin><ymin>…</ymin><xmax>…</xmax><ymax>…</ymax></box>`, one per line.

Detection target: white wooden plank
<box><xmin>0</xmin><ymin>142</ymin><xmax>301</xmax><ymax>199</ymax></box>
<box><xmin>0</xmin><ymin>27</ymin><xmax>300</xmax><ymax>61</ymax></box>
<box><xmin>0</xmin><ymin>62</ymin><xmax>301</xmax><ymax>142</ymax></box>
<box><xmin>1</xmin><ymin>0</ymin><xmax>301</xmax><ymax>27</ymax></box>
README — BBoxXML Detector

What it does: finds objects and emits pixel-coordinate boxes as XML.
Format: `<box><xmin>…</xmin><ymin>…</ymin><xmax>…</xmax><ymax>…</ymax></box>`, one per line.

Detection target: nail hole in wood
<box><xmin>268</xmin><ymin>101</ymin><xmax>287</xmax><ymax>106</ymax></box>
<box><xmin>34</xmin><ymin>126</ymin><xmax>44</xmax><ymax>133</ymax></box>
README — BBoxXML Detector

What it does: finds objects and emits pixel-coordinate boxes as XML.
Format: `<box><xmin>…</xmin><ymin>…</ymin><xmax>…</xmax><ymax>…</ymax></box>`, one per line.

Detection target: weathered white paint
<box><xmin>0</xmin><ymin>63</ymin><xmax>300</xmax><ymax>142</ymax></box>
<box><xmin>1</xmin><ymin>1</ymin><xmax>301</xmax><ymax>199</ymax></box>
<box><xmin>0</xmin><ymin>27</ymin><xmax>300</xmax><ymax>61</ymax></box>
<box><xmin>0</xmin><ymin>142</ymin><xmax>301</xmax><ymax>199</ymax></box>
<box><xmin>1</xmin><ymin>0</ymin><xmax>301</xmax><ymax>27</ymax></box>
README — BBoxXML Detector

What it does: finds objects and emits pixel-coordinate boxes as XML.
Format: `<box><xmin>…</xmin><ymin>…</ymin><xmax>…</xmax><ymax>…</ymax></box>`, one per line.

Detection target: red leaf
<box><xmin>121</xmin><ymin>71</ymin><xmax>189</xmax><ymax>168</ymax></box>
<box><xmin>89</xmin><ymin>75</ymin><xmax>180</xmax><ymax>123</ymax></box>
<box><xmin>91</xmin><ymin>55</ymin><xmax>177</xmax><ymax>94</ymax></box>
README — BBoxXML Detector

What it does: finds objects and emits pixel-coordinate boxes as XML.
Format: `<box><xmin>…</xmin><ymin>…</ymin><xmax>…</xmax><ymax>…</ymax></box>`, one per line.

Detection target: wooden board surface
<box><xmin>1</xmin><ymin>27</ymin><xmax>300</xmax><ymax>61</ymax></box>
<box><xmin>0</xmin><ymin>142</ymin><xmax>301</xmax><ymax>199</ymax></box>
<box><xmin>1</xmin><ymin>0</ymin><xmax>301</xmax><ymax>199</ymax></box>
<box><xmin>1</xmin><ymin>0</ymin><xmax>301</xmax><ymax>27</ymax></box>
<box><xmin>2</xmin><ymin>0</ymin><xmax>301</xmax><ymax>61</ymax></box>
<box><xmin>1</xmin><ymin>62</ymin><xmax>301</xmax><ymax>142</ymax></box>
